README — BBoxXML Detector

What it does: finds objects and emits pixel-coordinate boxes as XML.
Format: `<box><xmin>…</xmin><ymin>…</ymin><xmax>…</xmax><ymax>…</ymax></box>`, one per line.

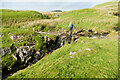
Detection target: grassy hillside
<box><xmin>2</xmin><ymin>9</ymin><xmax>50</xmax><ymax>27</ymax></box>
<box><xmin>2</xmin><ymin>0</ymin><xmax>118</xmax><ymax>78</ymax></box>
<box><xmin>1</xmin><ymin>9</ymin><xmax>56</xmax><ymax>72</ymax></box>
<box><xmin>24</xmin><ymin>1</ymin><xmax>118</xmax><ymax>33</ymax></box>
<box><xmin>1</xmin><ymin>9</ymin><xmax>53</xmax><ymax>48</ymax></box>
<box><xmin>8</xmin><ymin>1</ymin><xmax>118</xmax><ymax>78</ymax></box>
<box><xmin>56</xmin><ymin>2</ymin><xmax>118</xmax><ymax>32</ymax></box>
<box><xmin>9</xmin><ymin>36</ymin><xmax>118</xmax><ymax>78</ymax></box>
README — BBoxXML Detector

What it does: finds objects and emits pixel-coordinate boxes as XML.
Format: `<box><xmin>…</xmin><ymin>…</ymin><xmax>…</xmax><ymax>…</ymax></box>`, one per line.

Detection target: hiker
<box><xmin>68</xmin><ymin>22</ymin><xmax>75</xmax><ymax>37</ymax></box>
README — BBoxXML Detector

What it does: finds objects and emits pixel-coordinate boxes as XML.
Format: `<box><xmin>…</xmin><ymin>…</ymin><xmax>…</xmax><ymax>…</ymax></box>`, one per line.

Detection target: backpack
<box><xmin>69</xmin><ymin>24</ymin><xmax>73</xmax><ymax>28</ymax></box>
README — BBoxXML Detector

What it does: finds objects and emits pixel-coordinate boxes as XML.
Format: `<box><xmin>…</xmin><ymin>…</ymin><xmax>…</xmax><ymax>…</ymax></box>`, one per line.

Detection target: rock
<box><xmin>88</xmin><ymin>29</ymin><xmax>92</xmax><ymax>32</ymax></box>
<box><xmin>94</xmin><ymin>31</ymin><xmax>97</xmax><ymax>34</ymax></box>
<box><xmin>13</xmin><ymin>46</ymin><xmax>36</xmax><ymax>63</ymax></box>
<box><xmin>81</xmin><ymin>40</ymin><xmax>85</xmax><ymax>43</ymax></box>
<box><xmin>0</xmin><ymin>35</ymin><xmax>2</xmax><ymax>37</ymax></box>
<box><xmin>2</xmin><ymin>47</ymin><xmax>11</xmax><ymax>56</ymax></box>
<box><xmin>10</xmin><ymin>43</ymin><xmax>14</xmax><ymax>46</ymax></box>
<box><xmin>114</xmin><ymin>27</ymin><xmax>119</xmax><ymax>31</ymax></box>
<box><xmin>60</xmin><ymin>38</ymin><xmax>65</xmax><ymax>46</ymax></box>
<box><xmin>12</xmin><ymin>54</ymin><xmax>17</xmax><ymax>60</ymax></box>
<box><xmin>66</xmin><ymin>36</ymin><xmax>71</xmax><ymax>44</ymax></box>
<box><xmin>77</xmin><ymin>29</ymin><xmax>84</xmax><ymax>33</ymax></box>
<box><xmin>33</xmin><ymin>28</ymin><xmax>35</xmax><ymax>31</ymax></box>
<box><xmin>88</xmin><ymin>34</ymin><xmax>93</xmax><ymax>37</ymax></box>
<box><xmin>25</xmin><ymin>57</ymin><xmax>31</xmax><ymax>63</ymax></box>
<box><xmin>36</xmin><ymin>51</ymin><xmax>40</xmax><ymax>55</ymax></box>
<box><xmin>44</xmin><ymin>36</ymin><xmax>48</xmax><ymax>41</ymax></box>
<box><xmin>16</xmin><ymin>48</ymin><xmax>20</xmax><ymax>53</ymax></box>
<box><xmin>70</xmin><ymin>56</ymin><xmax>74</xmax><ymax>58</ymax></box>
<box><xmin>47</xmin><ymin>37</ymin><xmax>52</xmax><ymax>42</ymax></box>
<box><xmin>91</xmin><ymin>36</ymin><xmax>98</xmax><ymax>39</ymax></box>
<box><xmin>74</xmin><ymin>38</ymin><xmax>79</xmax><ymax>42</ymax></box>
<box><xmin>70</xmin><ymin>51</ymin><xmax>77</xmax><ymax>55</ymax></box>
<box><xmin>10</xmin><ymin>36</ymin><xmax>14</xmax><ymax>41</ymax></box>
<box><xmin>56</xmin><ymin>14</ymin><xmax>59</xmax><ymax>17</ymax></box>
<box><xmin>85</xmin><ymin>48</ymin><xmax>91</xmax><ymax>51</ymax></box>
<box><xmin>10</xmin><ymin>35</ymin><xmax>25</xmax><ymax>41</ymax></box>
<box><xmin>72</xmin><ymin>35</ymin><xmax>79</xmax><ymax>42</ymax></box>
<box><xmin>61</xmin><ymin>36</ymin><xmax>66</xmax><ymax>39</ymax></box>
<box><xmin>34</xmin><ymin>54</ymin><xmax>40</xmax><ymax>60</ymax></box>
<box><xmin>76</xmin><ymin>32</ymin><xmax>85</xmax><ymax>36</ymax></box>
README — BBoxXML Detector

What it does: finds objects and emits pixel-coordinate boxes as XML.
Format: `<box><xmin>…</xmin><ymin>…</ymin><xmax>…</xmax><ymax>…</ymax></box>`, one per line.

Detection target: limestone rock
<box><xmin>2</xmin><ymin>47</ymin><xmax>11</xmax><ymax>56</ymax></box>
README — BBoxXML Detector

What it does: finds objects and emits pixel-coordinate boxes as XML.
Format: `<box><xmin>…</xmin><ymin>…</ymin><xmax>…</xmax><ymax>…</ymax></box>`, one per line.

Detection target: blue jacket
<box><xmin>69</xmin><ymin>24</ymin><xmax>74</xmax><ymax>28</ymax></box>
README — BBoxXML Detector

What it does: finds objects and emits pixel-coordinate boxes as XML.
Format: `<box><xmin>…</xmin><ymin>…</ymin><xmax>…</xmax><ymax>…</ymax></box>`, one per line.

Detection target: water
<box><xmin>1</xmin><ymin>0</ymin><xmax>112</xmax><ymax>12</ymax></box>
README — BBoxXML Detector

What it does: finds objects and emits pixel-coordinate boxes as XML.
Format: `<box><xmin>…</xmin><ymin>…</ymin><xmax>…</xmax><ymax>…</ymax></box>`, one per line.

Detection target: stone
<box><xmin>36</xmin><ymin>51</ymin><xmax>40</xmax><ymax>55</ymax></box>
<box><xmin>33</xmin><ymin>28</ymin><xmax>35</xmax><ymax>31</ymax></box>
<box><xmin>0</xmin><ymin>35</ymin><xmax>2</xmax><ymax>37</ymax></box>
<box><xmin>114</xmin><ymin>27</ymin><xmax>119</xmax><ymax>32</ymax></box>
<box><xmin>76</xmin><ymin>32</ymin><xmax>85</xmax><ymax>36</ymax></box>
<box><xmin>25</xmin><ymin>57</ymin><xmax>31</xmax><ymax>63</ymax></box>
<box><xmin>10</xmin><ymin>43</ymin><xmax>14</xmax><ymax>46</ymax></box>
<box><xmin>13</xmin><ymin>46</ymin><xmax>36</xmax><ymax>63</ymax></box>
<box><xmin>94</xmin><ymin>31</ymin><xmax>97</xmax><ymax>34</ymax></box>
<box><xmin>12</xmin><ymin>54</ymin><xmax>17</xmax><ymax>60</ymax></box>
<box><xmin>88</xmin><ymin>34</ymin><xmax>92</xmax><ymax>37</ymax></box>
<box><xmin>10</xmin><ymin>36</ymin><xmax>14</xmax><ymax>41</ymax></box>
<box><xmin>81</xmin><ymin>40</ymin><xmax>85</xmax><ymax>43</ymax></box>
<box><xmin>44</xmin><ymin>36</ymin><xmax>48</xmax><ymax>41</ymax></box>
<box><xmin>56</xmin><ymin>14</ymin><xmax>59</xmax><ymax>17</ymax></box>
<box><xmin>2</xmin><ymin>47</ymin><xmax>11</xmax><ymax>56</ymax></box>
<box><xmin>70</xmin><ymin>51</ymin><xmax>77</xmax><ymax>55</ymax></box>
<box><xmin>85</xmin><ymin>48</ymin><xmax>91</xmax><ymax>51</ymax></box>
<box><xmin>88</xmin><ymin>29</ymin><xmax>92</xmax><ymax>32</ymax></box>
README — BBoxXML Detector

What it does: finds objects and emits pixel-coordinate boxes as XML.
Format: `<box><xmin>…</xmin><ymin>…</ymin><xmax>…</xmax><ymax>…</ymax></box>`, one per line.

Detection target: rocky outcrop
<box><xmin>10</xmin><ymin>35</ymin><xmax>25</xmax><ymax>41</ymax></box>
<box><xmin>13</xmin><ymin>46</ymin><xmax>41</xmax><ymax>65</ymax></box>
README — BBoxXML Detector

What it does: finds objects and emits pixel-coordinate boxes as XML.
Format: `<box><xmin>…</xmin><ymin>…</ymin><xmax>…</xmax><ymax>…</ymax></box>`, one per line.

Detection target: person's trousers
<box><xmin>69</xmin><ymin>30</ymin><xmax>72</xmax><ymax>37</ymax></box>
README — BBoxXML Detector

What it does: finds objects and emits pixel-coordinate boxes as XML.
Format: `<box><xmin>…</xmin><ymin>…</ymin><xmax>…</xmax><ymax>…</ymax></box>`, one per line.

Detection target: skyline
<box><xmin>1</xmin><ymin>0</ymin><xmax>113</xmax><ymax>12</ymax></box>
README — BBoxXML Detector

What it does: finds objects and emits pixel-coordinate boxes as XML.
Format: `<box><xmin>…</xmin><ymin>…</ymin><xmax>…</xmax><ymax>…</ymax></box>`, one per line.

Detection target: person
<box><xmin>68</xmin><ymin>22</ymin><xmax>75</xmax><ymax>37</ymax></box>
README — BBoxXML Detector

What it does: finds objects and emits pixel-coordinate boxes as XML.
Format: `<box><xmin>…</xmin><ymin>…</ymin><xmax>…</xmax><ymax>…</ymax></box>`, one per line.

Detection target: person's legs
<box><xmin>69</xmin><ymin>28</ymin><xmax>72</xmax><ymax>37</ymax></box>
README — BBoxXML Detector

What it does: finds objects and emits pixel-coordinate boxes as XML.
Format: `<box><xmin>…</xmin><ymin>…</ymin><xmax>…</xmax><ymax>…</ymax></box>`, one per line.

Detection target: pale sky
<box><xmin>1</xmin><ymin>0</ymin><xmax>113</xmax><ymax>11</ymax></box>
<box><xmin>2</xmin><ymin>0</ymin><xmax>113</xmax><ymax>2</ymax></box>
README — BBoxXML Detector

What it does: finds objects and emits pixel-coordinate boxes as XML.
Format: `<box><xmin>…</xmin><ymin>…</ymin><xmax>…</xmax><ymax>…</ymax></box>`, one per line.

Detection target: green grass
<box><xmin>56</xmin><ymin>7</ymin><xmax>118</xmax><ymax>32</ymax></box>
<box><xmin>93</xmin><ymin>2</ymin><xmax>117</xmax><ymax>8</ymax></box>
<box><xmin>9</xmin><ymin>37</ymin><xmax>118</xmax><ymax>78</ymax></box>
<box><xmin>2</xmin><ymin>9</ymin><xmax>49</xmax><ymax>27</ymax></box>
<box><xmin>2</xmin><ymin>0</ymin><xmax>118</xmax><ymax>78</ymax></box>
<box><xmin>2</xmin><ymin>54</ymin><xmax>16</xmax><ymax>69</ymax></box>
<box><xmin>1</xmin><ymin>27</ymin><xmax>34</xmax><ymax>48</ymax></box>
<box><xmin>22</xmin><ymin>1</ymin><xmax>117</xmax><ymax>33</ymax></box>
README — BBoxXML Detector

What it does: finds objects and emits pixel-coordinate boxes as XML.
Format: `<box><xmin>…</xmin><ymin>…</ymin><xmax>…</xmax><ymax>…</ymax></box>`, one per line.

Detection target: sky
<box><xmin>1</xmin><ymin>0</ymin><xmax>113</xmax><ymax>2</ymax></box>
<box><xmin>1</xmin><ymin>0</ymin><xmax>113</xmax><ymax>11</ymax></box>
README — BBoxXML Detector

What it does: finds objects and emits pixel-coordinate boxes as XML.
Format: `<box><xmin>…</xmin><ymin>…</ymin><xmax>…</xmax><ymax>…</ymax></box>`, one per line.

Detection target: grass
<box><xmin>20</xmin><ymin>1</ymin><xmax>118</xmax><ymax>33</ymax></box>
<box><xmin>2</xmin><ymin>0</ymin><xmax>118</xmax><ymax>78</ymax></box>
<box><xmin>2</xmin><ymin>54</ymin><xmax>16</xmax><ymax>69</ymax></box>
<box><xmin>2</xmin><ymin>9</ymin><xmax>50</xmax><ymax>27</ymax></box>
<box><xmin>1</xmin><ymin>27</ymin><xmax>34</xmax><ymax>48</ymax></box>
<box><xmin>9</xmin><ymin>37</ymin><xmax>118</xmax><ymax>78</ymax></box>
<box><xmin>56</xmin><ymin>7</ymin><xmax>118</xmax><ymax>32</ymax></box>
<box><xmin>93</xmin><ymin>1</ymin><xmax>118</xmax><ymax>8</ymax></box>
